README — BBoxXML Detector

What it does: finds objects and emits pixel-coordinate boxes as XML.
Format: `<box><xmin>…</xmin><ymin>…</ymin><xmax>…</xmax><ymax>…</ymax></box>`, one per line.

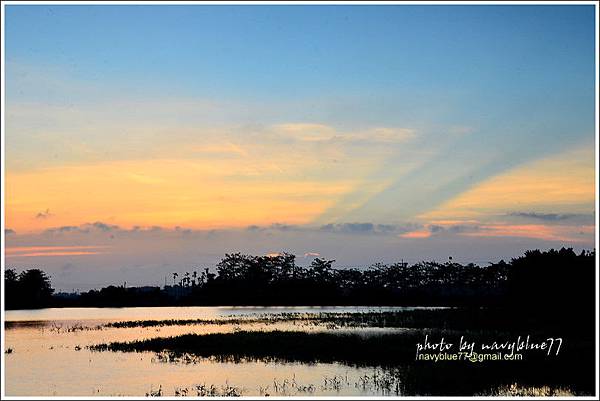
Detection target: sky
<box><xmin>3</xmin><ymin>4</ymin><xmax>597</xmax><ymax>291</ymax></box>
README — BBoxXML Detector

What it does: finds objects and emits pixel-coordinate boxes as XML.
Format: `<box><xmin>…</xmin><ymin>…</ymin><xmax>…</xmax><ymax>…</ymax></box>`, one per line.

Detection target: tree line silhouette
<box><xmin>4</xmin><ymin>247</ymin><xmax>595</xmax><ymax>310</ymax></box>
<box><xmin>4</xmin><ymin>268</ymin><xmax>54</xmax><ymax>309</ymax></box>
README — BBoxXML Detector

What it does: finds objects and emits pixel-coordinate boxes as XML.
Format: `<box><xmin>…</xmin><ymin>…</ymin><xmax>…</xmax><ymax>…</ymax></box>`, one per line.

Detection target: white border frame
<box><xmin>1</xmin><ymin>1</ymin><xmax>598</xmax><ymax>400</ymax></box>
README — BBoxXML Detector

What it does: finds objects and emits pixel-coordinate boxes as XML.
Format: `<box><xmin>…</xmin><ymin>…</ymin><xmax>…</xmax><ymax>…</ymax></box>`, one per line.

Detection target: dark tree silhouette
<box><xmin>5</xmin><ymin>247</ymin><xmax>595</xmax><ymax>310</ymax></box>
<box><xmin>4</xmin><ymin>268</ymin><xmax>19</xmax><ymax>309</ymax></box>
<box><xmin>4</xmin><ymin>268</ymin><xmax>54</xmax><ymax>309</ymax></box>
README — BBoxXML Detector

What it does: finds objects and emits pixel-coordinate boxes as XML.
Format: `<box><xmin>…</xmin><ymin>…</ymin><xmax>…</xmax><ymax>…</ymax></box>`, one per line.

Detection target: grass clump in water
<box><xmin>90</xmin><ymin>330</ymin><xmax>416</xmax><ymax>366</ymax></box>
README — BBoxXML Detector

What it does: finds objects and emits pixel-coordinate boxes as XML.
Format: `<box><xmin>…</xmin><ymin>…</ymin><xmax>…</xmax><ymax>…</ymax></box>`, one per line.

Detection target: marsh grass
<box><xmin>89</xmin><ymin>327</ymin><xmax>595</xmax><ymax>396</ymax></box>
<box><xmin>478</xmin><ymin>383</ymin><xmax>575</xmax><ymax>396</ymax></box>
<box><xmin>90</xmin><ymin>330</ymin><xmax>419</xmax><ymax>365</ymax></box>
<box><xmin>96</xmin><ymin>307</ymin><xmax>579</xmax><ymax>332</ymax></box>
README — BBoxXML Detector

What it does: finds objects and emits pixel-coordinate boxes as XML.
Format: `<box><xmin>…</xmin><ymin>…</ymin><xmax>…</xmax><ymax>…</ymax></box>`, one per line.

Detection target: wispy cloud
<box><xmin>42</xmin><ymin>222</ymin><xmax>122</xmax><ymax>236</ymax></box>
<box><xmin>244</xmin><ymin>222</ymin><xmax>421</xmax><ymax>236</ymax></box>
<box><xmin>462</xmin><ymin>224</ymin><xmax>591</xmax><ymax>243</ymax></box>
<box><xmin>400</xmin><ymin>229</ymin><xmax>432</xmax><ymax>239</ymax></box>
<box><xmin>272</xmin><ymin>123</ymin><xmax>415</xmax><ymax>144</ymax></box>
<box><xmin>420</xmin><ymin>144</ymin><xmax>595</xmax><ymax>222</ymax></box>
<box><xmin>400</xmin><ymin>223</ymin><xmax>481</xmax><ymax>239</ymax></box>
<box><xmin>189</xmin><ymin>142</ymin><xmax>249</xmax><ymax>158</ymax></box>
<box><xmin>45</xmin><ymin>225</ymin><xmax>81</xmax><ymax>234</ymax></box>
<box><xmin>5</xmin><ymin>245</ymin><xmax>108</xmax><ymax>258</ymax></box>
<box><xmin>7</xmin><ymin>251</ymin><xmax>102</xmax><ymax>258</ymax></box>
<box><xmin>35</xmin><ymin>208</ymin><xmax>53</xmax><ymax>219</ymax></box>
<box><xmin>508</xmin><ymin>212</ymin><xmax>592</xmax><ymax>222</ymax></box>
<box><xmin>89</xmin><ymin>222</ymin><xmax>120</xmax><ymax>232</ymax></box>
<box><xmin>398</xmin><ymin>220</ymin><xmax>592</xmax><ymax>243</ymax></box>
<box><xmin>319</xmin><ymin>222</ymin><xmax>419</xmax><ymax>235</ymax></box>
<box><xmin>246</xmin><ymin>223</ymin><xmax>300</xmax><ymax>232</ymax></box>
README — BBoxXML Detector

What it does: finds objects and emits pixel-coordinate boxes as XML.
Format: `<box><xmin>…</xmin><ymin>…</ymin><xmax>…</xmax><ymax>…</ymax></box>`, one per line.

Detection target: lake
<box><xmin>4</xmin><ymin>306</ymin><xmax>421</xmax><ymax>396</ymax></box>
<box><xmin>3</xmin><ymin>306</ymin><xmax>588</xmax><ymax>396</ymax></box>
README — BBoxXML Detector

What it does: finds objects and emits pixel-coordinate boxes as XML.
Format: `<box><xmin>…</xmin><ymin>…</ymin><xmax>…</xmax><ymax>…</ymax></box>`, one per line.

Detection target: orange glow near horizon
<box><xmin>5</xmin><ymin>245</ymin><xmax>108</xmax><ymax>258</ymax></box>
<box><xmin>6</xmin><ymin>251</ymin><xmax>103</xmax><ymax>258</ymax></box>
<box><xmin>463</xmin><ymin>224</ymin><xmax>593</xmax><ymax>243</ymax></box>
<box><xmin>420</xmin><ymin>145</ymin><xmax>595</xmax><ymax>222</ymax></box>
<box><xmin>4</xmin><ymin>143</ymin><xmax>595</xmax><ymax>245</ymax></box>
<box><xmin>5</xmin><ymin>158</ymin><xmax>357</xmax><ymax>233</ymax></box>
<box><xmin>5</xmin><ymin>245</ymin><xmax>109</xmax><ymax>253</ymax></box>
<box><xmin>400</xmin><ymin>230</ymin><xmax>431</xmax><ymax>239</ymax></box>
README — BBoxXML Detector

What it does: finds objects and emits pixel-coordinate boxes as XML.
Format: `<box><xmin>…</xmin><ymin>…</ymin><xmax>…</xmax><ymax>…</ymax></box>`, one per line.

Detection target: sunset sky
<box><xmin>3</xmin><ymin>5</ymin><xmax>596</xmax><ymax>291</ymax></box>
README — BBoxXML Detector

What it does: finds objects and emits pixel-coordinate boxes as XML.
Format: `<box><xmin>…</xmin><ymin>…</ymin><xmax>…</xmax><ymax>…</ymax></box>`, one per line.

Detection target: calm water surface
<box><xmin>5</xmin><ymin>306</ymin><xmax>423</xmax><ymax>396</ymax></box>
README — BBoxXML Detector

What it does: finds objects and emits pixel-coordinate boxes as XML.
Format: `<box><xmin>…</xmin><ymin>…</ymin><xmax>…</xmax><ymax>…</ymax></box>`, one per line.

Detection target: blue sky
<box><xmin>6</xmin><ymin>5</ymin><xmax>595</xmax><ymax>104</ymax></box>
<box><xmin>4</xmin><ymin>5</ymin><xmax>596</xmax><ymax>290</ymax></box>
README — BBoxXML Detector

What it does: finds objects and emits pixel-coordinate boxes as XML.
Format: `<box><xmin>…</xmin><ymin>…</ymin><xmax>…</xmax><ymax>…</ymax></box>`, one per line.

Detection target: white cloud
<box><xmin>271</xmin><ymin>123</ymin><xmax>415</xmax><ymax>144</ymax></box>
